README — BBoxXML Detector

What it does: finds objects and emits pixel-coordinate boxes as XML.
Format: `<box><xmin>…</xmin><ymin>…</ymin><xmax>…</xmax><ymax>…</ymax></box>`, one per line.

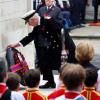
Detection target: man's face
<box><xmin>27</xmin><ymin>17</ymin><xmax>38</xmax><ymax>26</ymax></box>
<box><xmin>45</xmin><ymin>0</ymin><xmax>54</xmax><ymax>7</ymax></box>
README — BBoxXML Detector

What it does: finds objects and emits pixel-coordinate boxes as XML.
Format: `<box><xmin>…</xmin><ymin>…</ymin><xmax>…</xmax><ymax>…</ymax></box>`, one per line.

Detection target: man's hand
<box><xmin>7</xmin><ymin>43</ymin><xmax>21</xmax><ymax>48</ymax></box>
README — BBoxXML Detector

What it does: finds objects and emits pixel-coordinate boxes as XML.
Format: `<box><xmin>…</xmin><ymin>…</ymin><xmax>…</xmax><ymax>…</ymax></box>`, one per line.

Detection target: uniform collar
<box><xmin>84</xmin><ymin>86</ymin><xmax>95</xmax><ymax>91</ymax></box>
<box><xmin>0</xmin><ymin>83</ymin><xmax>7</xmax><ymax>93</ymax></box>
<box><xmin>26</xmin><ymin>87</ymin><xmax>39</xmax><ymax>92</ymax></box>
<box><xmin>65</xmin><ymin>90</ymin><xmax>80</xmax><ymax>99</ymax></box>
<box><xmin>0</xmin><ymin>83</ymin><xmax>6</xmax><ymax>86</ymax></box>
<box><xmin>58</xmin><ymin>84</ymin><xmax>65</xmax><ymax>89</ymax></box>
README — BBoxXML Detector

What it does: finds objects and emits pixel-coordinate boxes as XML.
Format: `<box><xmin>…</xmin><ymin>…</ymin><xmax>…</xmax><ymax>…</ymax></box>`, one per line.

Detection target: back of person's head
<box><xmin>24</xmin><ymin>69</ymin><xmax>40</xmax><ymax>88</ymax></box>
<box><xmin>61</xmin><ymin>64</ymin><xmax>86</xmax><ymax>90</ymax></box>
<box><xmin>0</xmin><ymin>59</ymin><xmax>7</xmax><ymax>82</ymax></box>
<box><xmin>6</xmin><ymin>72</ymin><xmax>21</xmax><ymax>91</ymax></box>
<box><xmin>59</xmin><ymin>63</ymin><xmax>69</xmax><ymax>79</ymax></box>
<box><xmin>75</xmin><ymin>41</ymin><xmax>94</xmax><ymax>63</ymax></box>
<box><xmin>84</xmin><ymin>68</ymin><xmax>98</xmax><ymax>87</ymax></box>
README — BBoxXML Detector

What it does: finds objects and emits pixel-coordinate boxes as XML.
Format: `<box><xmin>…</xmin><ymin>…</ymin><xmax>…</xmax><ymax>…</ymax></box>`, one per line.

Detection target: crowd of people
<box><xmin>1</xmin><ymin>41</ymin><xmax>100</xmax><ymax>100</ymax></box>
<box><xmin>0</xmin><ymin>0</ymin><xmax>100</xmax><ymax>100</ymax></box>
<box><xmin>36</xmin><ymin>0</ymin><xmax>100</xmax><ymax>25</ymax></box>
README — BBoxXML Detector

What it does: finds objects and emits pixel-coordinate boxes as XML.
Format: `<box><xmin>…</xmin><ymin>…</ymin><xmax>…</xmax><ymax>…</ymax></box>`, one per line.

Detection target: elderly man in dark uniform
<box><xmin>38</xmin><ymin>0</ymin><xmax>77</xmax><ymax>59</ymax></box>
<box><xmin>37</xmin><ymin>0</ymin><xmax>62</xmax><ymax>88</ymax></box>
<box><xmin>92</xmin><ymin>0</ymin><xmax>100</xmax><ymax>22</ymax></box>
<box><xmin>8</xmin><ymin>10</ymin><xmax>63</xmax><ymax>88</ymax></box>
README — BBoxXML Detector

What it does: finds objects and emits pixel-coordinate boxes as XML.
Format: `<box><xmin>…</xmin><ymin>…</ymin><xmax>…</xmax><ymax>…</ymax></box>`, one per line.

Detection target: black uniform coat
<box><xmin>78</xmin><ymin>62</ymin><xmax>99</xmax><ymax>73</ymax></box>
<box><xmin>20</xmin><ymin>17</ymin><xmax>62</xmax><ymax>71</ymax></box>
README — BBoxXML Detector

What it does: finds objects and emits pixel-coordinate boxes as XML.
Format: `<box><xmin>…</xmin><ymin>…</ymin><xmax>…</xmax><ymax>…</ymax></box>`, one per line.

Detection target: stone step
<box><xmin>69</xmin><ymin>26</ymin><xmax>100</xmax><ymax>39</ymax></box>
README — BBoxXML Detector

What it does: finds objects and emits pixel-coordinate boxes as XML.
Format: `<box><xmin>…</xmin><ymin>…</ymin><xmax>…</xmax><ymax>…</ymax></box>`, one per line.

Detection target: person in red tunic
<box><xmin>23</xmin><ymin>69</ymin><xmax>48</xmax><ymax>100</ymax></box>
<box><xmin>81</xmin><ymin>68</ymin><xmax>100</xmax><ymax>100</ymax></box>
<box><xmin>55</xmin><ymin>63</ymin><xmax>86</xmax><ymax>100</ymax></box>
<box><xmin>48</xmin><ymin>64</ymin><xmax>67</xmax><ymax>100</ymax></box>
<box><xmin>48</xmin><ymin>85</ymin><xmax>65</xmax><ymax>100</ymax></box>
<box><xmin>0</xmin><ymin>59</ymin><xmax>7</xmax><ymax>99</ymax></box>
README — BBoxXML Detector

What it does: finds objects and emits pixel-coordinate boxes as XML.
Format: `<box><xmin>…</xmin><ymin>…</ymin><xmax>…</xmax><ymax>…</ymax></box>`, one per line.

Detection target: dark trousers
<box><xmin>64</xmin><ymin>29</ymin><xmax>77</xmax><ymax>63</ymax></box>
<box><xmin>36</xmin><ymin>47</ymin><xmax>61</xmax><ymax>83</ymax></box>
<box><xmin>94</xmin><ymin>6</ymin><xmax>99</xmax><ymax>22</ymax></box>
<box><xmin>41</xmin><ymin>67</ymin><xmax>54</xmax><ymax>83</ymax></box>
<box><xmin>80</xmin><ymin>5</ymin><xmax>86</xmax><ymax>24</ymax></box>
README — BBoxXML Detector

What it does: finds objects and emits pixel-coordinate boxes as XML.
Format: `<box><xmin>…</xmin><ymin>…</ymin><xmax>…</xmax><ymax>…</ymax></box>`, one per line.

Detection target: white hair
<box><xmin>30</xmin><ymin>13</ymin><xmax>40</xmax><ymax>25</ymax></box>
<box><xmin>32</xmin><ymin>13</ymin><xmax>40</xmax><ymax>19</ymax></box>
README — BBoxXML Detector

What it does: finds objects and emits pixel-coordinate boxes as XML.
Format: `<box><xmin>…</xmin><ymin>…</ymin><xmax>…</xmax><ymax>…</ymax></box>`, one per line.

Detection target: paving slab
<box><xmin>70</xmin><ymin>26</ymin><xmax>100</xmax><ymax>39</ymax></box>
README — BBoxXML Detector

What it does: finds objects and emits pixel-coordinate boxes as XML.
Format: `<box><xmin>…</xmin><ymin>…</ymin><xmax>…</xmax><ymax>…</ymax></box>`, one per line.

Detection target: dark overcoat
<box><xmin>79</xmin><ymin>61</ymin><xmax>98</xmax><ymax>70</ymax></box>
<box><xmin>38</xmin><ymin>5</ymin><xmax>61</xmax><ymax>19</ymax></box>
<box><xmin>69</xmin><ymin>0</ymin><xmax>82</xmax><ymax>26</ymax></box>
<box><xmin>20</xmin><ymin>17</ymin><xmax>62</xmax><ymax>71</ymax></box>
<box><xmin>92</xmin><ymin>0</ymin><xmax>100</xmax><ymax>6</ymax></box>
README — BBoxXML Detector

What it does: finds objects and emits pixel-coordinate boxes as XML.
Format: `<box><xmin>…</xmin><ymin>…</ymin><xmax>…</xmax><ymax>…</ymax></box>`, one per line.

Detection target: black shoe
<box><xmin>39</xmin><ymin>82</ymin><xmax>56</xmax><ymax>89</ymax></box>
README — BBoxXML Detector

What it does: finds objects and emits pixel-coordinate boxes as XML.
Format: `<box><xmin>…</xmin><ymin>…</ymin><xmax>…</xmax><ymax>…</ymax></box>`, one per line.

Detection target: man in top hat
<box><xmin>8</xmin><ymin>10</ymin><xmax>63</xmax><ymax>88</ymax></box>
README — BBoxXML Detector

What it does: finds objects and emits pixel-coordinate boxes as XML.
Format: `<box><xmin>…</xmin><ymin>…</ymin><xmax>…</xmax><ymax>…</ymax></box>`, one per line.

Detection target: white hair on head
<box><xmin>31</xmin><ymin>13</ymin><xmax>40</xmax><ymax>25</ymax></box>
<box><xmin>32</xmin><ymin>13</ymin><xmax>40</xmax><ymax>19</ymax></box>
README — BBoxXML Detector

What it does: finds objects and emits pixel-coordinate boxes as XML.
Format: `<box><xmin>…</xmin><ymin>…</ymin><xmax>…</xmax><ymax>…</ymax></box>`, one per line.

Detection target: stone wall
<box><xmin>0</xmin><ymin>0</ymin><xmax>28</xmax><ymax>51</ymax></box>
<box><xmin>0</xmin><ymin>0</ymin><xmax>35</xmax><ymax>68</ymax></box>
